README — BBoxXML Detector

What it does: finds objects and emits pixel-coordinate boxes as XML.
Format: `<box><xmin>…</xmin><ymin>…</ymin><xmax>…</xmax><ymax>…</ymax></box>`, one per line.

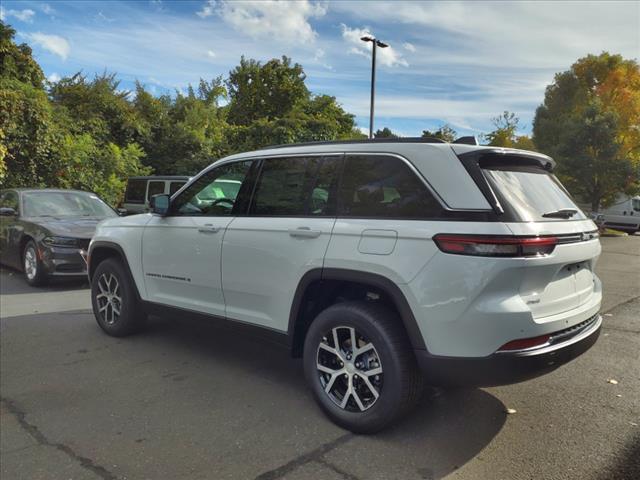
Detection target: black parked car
<box><xmin>0</xmin><ymin>189</ymin><xmax>118</xmax><ymax>286</ymax></box>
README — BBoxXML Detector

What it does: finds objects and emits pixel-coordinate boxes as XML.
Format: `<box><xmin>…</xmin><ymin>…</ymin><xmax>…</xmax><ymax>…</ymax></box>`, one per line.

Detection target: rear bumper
<box><xmin>416</xmin><ymin>313</ymin><xmax>602</xmax><ymax>387</ymax></box>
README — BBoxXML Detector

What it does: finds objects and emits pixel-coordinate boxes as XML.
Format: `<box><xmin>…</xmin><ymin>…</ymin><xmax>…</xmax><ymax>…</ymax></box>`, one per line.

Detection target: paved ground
<box><xmin>1</xmin><ymin>236</ymin><xmax>638</xmax><ymax>480</ymax></box>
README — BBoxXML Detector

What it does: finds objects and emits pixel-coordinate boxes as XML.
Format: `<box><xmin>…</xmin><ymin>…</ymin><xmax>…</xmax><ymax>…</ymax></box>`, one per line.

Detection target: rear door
<box><xmin>221</xmin><ymin>155</ymin><xmax>340</xmax><ymax>331</ymax></box>
<box><xmin>481</xmin><ymin>162</ymin><xmax>601</xmax><ymax>319</ymax></box>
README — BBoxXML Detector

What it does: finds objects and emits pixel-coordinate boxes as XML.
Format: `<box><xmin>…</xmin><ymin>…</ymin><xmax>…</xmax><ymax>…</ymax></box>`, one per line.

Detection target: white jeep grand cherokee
<box><xmin>88</xmin><ymin>138</ymin><xmax>602</xmax><ymax>433</ymax></box>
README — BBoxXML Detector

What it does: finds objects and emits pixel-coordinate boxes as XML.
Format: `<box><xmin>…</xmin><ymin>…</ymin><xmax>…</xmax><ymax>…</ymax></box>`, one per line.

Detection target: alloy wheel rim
<box><xmin>316</xmin><ymin>326</ymin><xmax>383</xmax><ymax>412</ymax></box>
<box><xmin>24</xmin><ymin>248</ymin><xmax>37</xmax><ymax>280</ymax></box>
<box><xmin>96</xmin><ymin>273</ymin><xmax>122</xmax><ymax>325</ymax></box>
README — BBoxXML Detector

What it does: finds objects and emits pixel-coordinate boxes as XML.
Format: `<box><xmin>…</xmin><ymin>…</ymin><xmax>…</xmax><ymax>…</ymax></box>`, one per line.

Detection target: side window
<box><xmin>147</xmin><ymin>181</ymin><xmax>166</xmax><ymax>202</ymax></box>
<box><xmin>250</xmin><ymin>156</ymin><xmax>339</xmax><ymax>216</ymax></box>
<box><xmin>125</xmin><ymin>180</ymin><xmax>146</xmax><ymax>204</ymax></box>
<box><xmin>0</xmin><ymin>192</ymin><xmax>19</xmax><ymax>212</ymax></box>
<box><xmin>169</xmin><ymin>181</ymin><xmax>186</xmax><ymax>196</ymax></box>
<box><xmin>338</xmin><ymin>155</ymin><xmax>442</xmax><ymax>219</ymax></box>
<box><xmin>171</xmin><ymin>161</ymin><xmax>252</xmax><ymax>216</ymax></box>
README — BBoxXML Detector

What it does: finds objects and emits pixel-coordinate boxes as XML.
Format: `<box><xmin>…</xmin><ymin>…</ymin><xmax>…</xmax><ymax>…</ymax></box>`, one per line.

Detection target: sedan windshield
<box><xmin>22</xmin><ymin>191</ymin><xmax>117</xmax><ymax>218</ymax></box>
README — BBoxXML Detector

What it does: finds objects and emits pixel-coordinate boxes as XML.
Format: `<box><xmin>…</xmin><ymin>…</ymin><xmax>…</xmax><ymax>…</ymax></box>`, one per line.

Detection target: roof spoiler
<box><xmin>453</xmin><ymin>136</ymin><xmax>478</xmax><ymax>145</ymax></box>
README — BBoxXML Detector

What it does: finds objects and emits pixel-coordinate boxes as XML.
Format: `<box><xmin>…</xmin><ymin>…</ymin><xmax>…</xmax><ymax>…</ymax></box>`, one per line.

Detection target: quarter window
<box><xmin>250</xmin><ymin>156</ymin><xmax>339</xmax><ymax>216</ymax></box>
<box><xmin>172</xmin><ymin>161</ymin><xmax>252</xmax><ymax>216</ymax></box>
<box><xmin>338</xmin><ymin>155</ymin><xmax>442</xmax><ymax>219</ymax></box>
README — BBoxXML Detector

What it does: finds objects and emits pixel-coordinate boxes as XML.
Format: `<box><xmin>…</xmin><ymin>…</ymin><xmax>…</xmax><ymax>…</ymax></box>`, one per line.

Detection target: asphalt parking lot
<box><xmin>1</xmin><ymin>236</ymin><xmax>639</xmax><ymax>480</ymax></box>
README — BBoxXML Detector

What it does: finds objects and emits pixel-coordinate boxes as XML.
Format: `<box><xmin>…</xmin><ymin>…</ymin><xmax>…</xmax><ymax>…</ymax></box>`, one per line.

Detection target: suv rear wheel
<box><xmin>91</xmin><ymin>258</ymin><xmax>146</xmax><ymax>337</ymax></box>
<box><xmin>303</xmin><ymin>301</ymin><xmax>423</xmax><ymax>433</ymax></box>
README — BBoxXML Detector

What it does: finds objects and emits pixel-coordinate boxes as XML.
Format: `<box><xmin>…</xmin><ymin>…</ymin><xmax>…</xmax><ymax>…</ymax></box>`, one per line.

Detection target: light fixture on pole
<box><xmin>360</xmin><ymin>36</ymin><xmax>389</xmax><ymax>139</ymax></box>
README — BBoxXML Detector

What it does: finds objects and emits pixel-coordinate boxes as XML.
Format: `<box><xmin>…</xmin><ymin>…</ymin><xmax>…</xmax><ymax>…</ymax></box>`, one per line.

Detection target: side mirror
<box><xmin>0</xmin><ymin>207</ymin><xmax>17</xmax><ymax>217</ymax></box>
<box><xmin>117</xmin><ymin>208</ymin><xmax>128</xmax><ymax>216</ymax></box>
<box><xmin>150</xmin><ymin>194</ymin><xmax>170</xmax><ymax>216</ymax></box>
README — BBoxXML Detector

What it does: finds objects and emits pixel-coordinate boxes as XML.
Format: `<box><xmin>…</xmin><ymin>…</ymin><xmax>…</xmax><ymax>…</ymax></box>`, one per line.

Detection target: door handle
<box><xmin>288</xmin><ymin>227</ymin><xmax>322</xmax><ymax>238</ymax></box>
<box><xmin>198</xmin><ymin>225</ymin><xmax>220</xmax><ymax>234</ymax></box>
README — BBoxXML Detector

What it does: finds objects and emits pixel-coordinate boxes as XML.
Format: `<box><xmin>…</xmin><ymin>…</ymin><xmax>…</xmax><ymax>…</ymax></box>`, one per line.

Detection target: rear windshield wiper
<box><xmin>542</xmin><ymin>208</ymin><xmax>578</xmax><ymax>219</ymax></box>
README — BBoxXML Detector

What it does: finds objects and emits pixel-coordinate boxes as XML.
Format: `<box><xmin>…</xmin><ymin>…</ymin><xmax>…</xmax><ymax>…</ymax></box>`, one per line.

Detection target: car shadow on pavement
<box><xmin>0</xmin><ymin>267</ymin><xmax>89</xmax><ymax>295</ymax></box>
<box><xmin>142</xmin><ymin>314</ymin><xmax>506</xmax><ymax>479</ymax></box>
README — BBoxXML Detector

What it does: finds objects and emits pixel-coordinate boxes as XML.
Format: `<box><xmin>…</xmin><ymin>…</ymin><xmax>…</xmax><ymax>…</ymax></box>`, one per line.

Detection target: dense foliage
<box><xmin>0</xmin><ymin>22</ymin><xmax>358</xmax><ymax>204</ymax></box>
<box><xmin>533</xmin><ymin>53</ymin><xmax>640</xmax><ymax>210</ymax></box>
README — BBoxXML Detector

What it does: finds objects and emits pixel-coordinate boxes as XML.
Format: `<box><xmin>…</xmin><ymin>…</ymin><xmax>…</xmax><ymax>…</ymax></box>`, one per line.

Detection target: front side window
<box><xmin>171</xmin><ymin>161</ymin><xmax>252</xmax><ymax>216</ymax></box>
<box><xmin>125</xmin><ymin>180</ymin><xmax>146</xmax><ymax>204</ymax></box>
<box><xmin>147</xmin><ymin>181</ymin><xmax>166</xmax><ymax>202</ymax></box>
<box><xmin>632</xmin><ymin>198</ymin><xmax>640</xmax><ymax>212</ymax></box>
<box><xmin>22</xmin><ymin>192</ymin><xmax>117</xmax><ymax>218</ymax></box>
<box><xmin>338</xmin><ymin>155</ymin><xmax>442</xmax><ymax>219</ymax></box>
<box><xmin>1</xmin><ymin>191</ymin><xmax>19</xmax><ymax>212</ymax></box>
<box><xmin>250</xmin><ymin>156</ymin><xmax>339</xmax><ymax>216</ymax></box>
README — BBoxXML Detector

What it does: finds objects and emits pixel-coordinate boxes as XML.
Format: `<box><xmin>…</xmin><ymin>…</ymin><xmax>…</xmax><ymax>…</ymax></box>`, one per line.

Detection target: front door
<box><xmin>222</xmin><ymin>155</ymin><xmax>341</xmax><ymax>331</ymax></box>
<box><xmin>142</xmin><ymin>160</ymin><xmax>254</xmax><ymax>316</ymax></box>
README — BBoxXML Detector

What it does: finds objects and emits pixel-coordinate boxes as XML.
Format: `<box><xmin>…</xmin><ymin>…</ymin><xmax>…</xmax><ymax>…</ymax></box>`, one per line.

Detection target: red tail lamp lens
<box><xmin>433</xmin><ymin>234</ymin><xmax>557</xmax><ymax>257</ymax></box>
<box><xmin>498</xmin><ymin>334</ymin><xmax>551</xmax><ymax>351</ymax></box>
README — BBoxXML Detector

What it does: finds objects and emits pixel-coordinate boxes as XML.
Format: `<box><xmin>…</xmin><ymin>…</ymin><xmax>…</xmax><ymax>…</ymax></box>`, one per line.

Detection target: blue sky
<box><xmin>2</xmin><ymin>0</ymin><xmax>639</xmax><ymax>137</ymax></box>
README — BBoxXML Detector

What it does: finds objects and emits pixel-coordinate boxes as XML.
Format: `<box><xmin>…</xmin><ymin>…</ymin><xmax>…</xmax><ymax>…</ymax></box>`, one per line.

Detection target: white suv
<box><xmin>88</xmin><ymin>139</ymin><xmax>602</xmax><ymax>433</ymax></box>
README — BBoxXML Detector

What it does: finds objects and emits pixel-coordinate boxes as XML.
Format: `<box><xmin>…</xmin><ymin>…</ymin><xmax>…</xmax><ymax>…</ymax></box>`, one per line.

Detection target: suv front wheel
<box><xmin>303</xmin><ymin>301</ymin><xmax>423</xmax><ymax>433</ymax></box>
<box><xmin>91</xmin><ymin>258</ymin><xmax>146</xmax><ymax>337</ymax></box>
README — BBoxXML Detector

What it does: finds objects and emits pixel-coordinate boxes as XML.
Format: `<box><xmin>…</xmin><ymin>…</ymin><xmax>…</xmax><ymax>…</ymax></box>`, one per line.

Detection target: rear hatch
<box><xmin>458</xmin><ymin>148</ymin><xmax>601</xmax><ymax>320</ymax></box>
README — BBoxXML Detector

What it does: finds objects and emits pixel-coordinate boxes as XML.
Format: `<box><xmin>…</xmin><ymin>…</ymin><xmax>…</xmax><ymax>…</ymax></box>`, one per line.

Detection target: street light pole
<box><xmin>361</xmin><ymin>36</ymin><xmax>388</xmax><ymax>139</ymax></box>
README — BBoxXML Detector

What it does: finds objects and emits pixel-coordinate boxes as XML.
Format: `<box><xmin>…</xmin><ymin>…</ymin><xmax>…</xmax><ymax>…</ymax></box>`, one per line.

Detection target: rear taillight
<box><xmin>433</xmin><ymin>234</ymin><xmax>557</xmax><ymax>257</ymax></box>
<box><xmin>498</xmin><ymin>334</ymin><xmax>551</xmax><ymax>351</ymax></box>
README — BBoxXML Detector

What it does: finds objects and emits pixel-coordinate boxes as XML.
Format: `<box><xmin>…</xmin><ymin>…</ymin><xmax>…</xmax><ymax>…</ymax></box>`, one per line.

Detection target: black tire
<box><xmin>91</xmin><ymin>257</ymin><xmax>146</xmax><ymax>337</ymax></box>
<box><xmin>23</xmin><ymin>240</ymin><xmax>48</xmax><ymax>287</ymax></box>
<box><xmin>303</xmin><ymin>301</ymin><xmax>423</xmax><ymax>434</ymax></box>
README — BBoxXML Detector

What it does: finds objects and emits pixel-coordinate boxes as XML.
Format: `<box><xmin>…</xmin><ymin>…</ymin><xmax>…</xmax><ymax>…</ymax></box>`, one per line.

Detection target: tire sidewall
<box><xmin>91</xmin><ymin>258</ymin><xmax>139</xmax><ymax>336</ymax></box>
<box><xmin>23</xmin><ymin>240</ymin><xmax>47</xmax><ymax>286</ymax></box>
<box><xmin>303</xmin><ymin>302</ymin><xmax>409</xmax><ymax>432</ymax></box>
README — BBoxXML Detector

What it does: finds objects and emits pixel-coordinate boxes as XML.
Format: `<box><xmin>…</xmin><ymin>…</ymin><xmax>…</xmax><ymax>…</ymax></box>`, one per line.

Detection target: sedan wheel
<box><xmin>22</xmin><ymin>240</ymin><xmax>48</xmax><ymax>286</ymax></box>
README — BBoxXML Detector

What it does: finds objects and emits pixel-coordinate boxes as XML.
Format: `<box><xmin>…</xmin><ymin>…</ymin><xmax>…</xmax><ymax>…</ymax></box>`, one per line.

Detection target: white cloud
<box><xmin>47</xmin><ymin>72</ymin><xmax>61</xmax><ymax>83</ymax></box>
<box><xmin>2</xmin><ymin>8</ymin><xmax>36</xmax><ymax>23</ymax></box>
<box><xmin>207</xmin><ymin>49</ymin><xmax>216</xmax><ymax>58</ymax></box>
<box><xmin>403</xmin><ymin>42</ymin><xmax>416</xmax><ymax>53</ymax></box>
<box><xmin>41</xmin><ymin>4</ymin><xmax>55</xmax><ymax>15</ymax></box>
<box><xmin>340</xmin><ymin>24</ymin><xmax>408</xmax><ymax>68</ymax></box>
<box><xmin>199</xmin><ymin>0</ymin><xmax>326</xmax><ymax>44</ymax></box>
<box><xmin>333</xmin><ymin>1</ymin><xmax>640</xmax><ymax>69</ymax></box>
<box><xmin>25</xmin><ymin>33</ymin><xmax>71</xmax><ymax>60</ymax></box>
<box><xmin>197</xmin><ymin>0</ymin><xmax>215</xmax><ymax>18</ymax></box>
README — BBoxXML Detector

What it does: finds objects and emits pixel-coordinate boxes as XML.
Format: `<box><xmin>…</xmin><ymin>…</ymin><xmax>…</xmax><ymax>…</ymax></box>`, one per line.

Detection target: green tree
<box><xmin>555</xmin><ymin>101</ymin><xmax>634</xmax><ymax>211</ymax></box>
<box><xmin>374</xmin><ymin>127</ymin><xmax>399</xmax><ymax>138</ymax></box>
<box><xmin>226</xmin><ymin>56</ymin><xmax>308</xmax><ymax>126</ymax></box>
<box><xmin>533</xmin><ymin>52</ymin><xmax>640</xmax><ymax>209</ymax></box>
<box><xmin>1</xmin><ymin>21</ymin><xmax>58</xmax><ymax>188</ymax></box>
<box><xmin>422</xmin><ymin>124</ymin><xmax>457</xmax><ymax>142</ymax></box>
<box><xmin>482</xmin><ymin>111</ymin><xmax>535</xmax><ymax>150</ymax></box>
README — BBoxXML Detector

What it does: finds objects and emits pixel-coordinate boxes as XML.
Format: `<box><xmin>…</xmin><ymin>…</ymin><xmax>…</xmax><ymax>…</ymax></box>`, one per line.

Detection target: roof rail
<box><xmin>263</xmin><ymin>137</ymin><xmax>448</xmax><ymax>150</ymax></box>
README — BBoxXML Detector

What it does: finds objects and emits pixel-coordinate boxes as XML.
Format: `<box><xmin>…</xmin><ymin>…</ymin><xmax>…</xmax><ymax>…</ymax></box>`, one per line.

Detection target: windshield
<box><xmin>483</xmin><ymin>167</ymin><xmax>586</xmax><ymax>222</ymax></box>
<box><xmin>22</xmin><ymin>191</ymin><xmax>117</xmax><ymax>218</ymax></box>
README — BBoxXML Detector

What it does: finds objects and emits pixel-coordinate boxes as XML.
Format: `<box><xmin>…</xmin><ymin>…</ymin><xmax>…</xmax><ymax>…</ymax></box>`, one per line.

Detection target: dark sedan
<box><xmin>0</xmin><ymin>189</ymin><xmax>118</xmax><ymax>286</ymax></box>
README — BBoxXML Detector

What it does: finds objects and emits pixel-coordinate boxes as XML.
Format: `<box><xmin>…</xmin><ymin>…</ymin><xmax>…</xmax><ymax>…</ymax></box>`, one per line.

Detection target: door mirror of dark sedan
<box><xmin>150</xmin><ymin>194</ymin><xmax>170</xmax><ymax>216</ymax></box>
<box><xmin>0</xmin><ymin>207</ymin><xmax>17</xmax><ymax>217</ymax></box>
<box><xmin>117</xmin><ymin>208</ymin><xmax>128</xmax><ymax>216</ymax></box>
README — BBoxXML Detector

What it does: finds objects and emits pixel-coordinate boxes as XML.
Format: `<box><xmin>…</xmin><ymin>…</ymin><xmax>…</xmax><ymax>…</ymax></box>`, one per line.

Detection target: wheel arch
<box><xmin>288</xmin><ymin>268</ymin><xmax>427</xmax><ymax>357</ymax></box>
<box><xmin>89</xmin><ymin>241</ymin><xmax>142</xmax><ymax>300</ymax></box>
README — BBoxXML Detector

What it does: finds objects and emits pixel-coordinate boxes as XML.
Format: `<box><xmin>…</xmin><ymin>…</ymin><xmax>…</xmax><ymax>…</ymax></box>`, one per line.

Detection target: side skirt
<box><xmin>141</xmin><ymin>300</ymin><xmax>290</xmax><ymax>349</ymax></box>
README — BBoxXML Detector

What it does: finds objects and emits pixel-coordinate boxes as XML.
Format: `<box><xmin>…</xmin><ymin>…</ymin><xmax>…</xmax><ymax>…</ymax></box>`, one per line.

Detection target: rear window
<box><xmin>147</xmin><ymin>181</ymin><xmax>166</xmax><ymax>201</ymax></box>
<box><xmin>125</xmin><ymin>180</ymin><xmax>146</xmax><ymax>204</ymax></box>
<box><xmin>482</xmin><ymin>166</ymin><xmax>586</xmax><ymax>222</ymax></box>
